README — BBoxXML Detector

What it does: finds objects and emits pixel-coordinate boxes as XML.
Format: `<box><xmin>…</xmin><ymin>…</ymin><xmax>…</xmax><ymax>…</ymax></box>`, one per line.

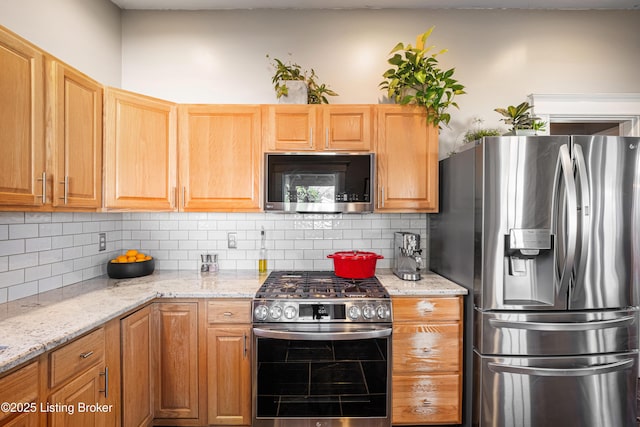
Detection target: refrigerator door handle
<box><xmin>488</xmin><ymin>358</ymin><xmax>634</xmax><ymax>377</ymax></box>
<box><xmin>551</xmin><ymin>144</ymin><xmax>578</xmax><ymax>299</ymax></box>
<box><xmin>572</xmin><ymin>143</ymin><xmax>591</xmax><ymax>286</ymax></box>
<box><xmin>489</xmin><ymin>315</ymin><xmax>636</xmax><ymax>331</ymax></box>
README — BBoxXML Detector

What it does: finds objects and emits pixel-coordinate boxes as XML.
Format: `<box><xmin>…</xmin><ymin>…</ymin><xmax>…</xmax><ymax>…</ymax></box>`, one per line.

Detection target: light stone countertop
<box><xmin>0</xmin><ymin>269</ymin><xmax>465</xmax><ymax>375</ymax></box>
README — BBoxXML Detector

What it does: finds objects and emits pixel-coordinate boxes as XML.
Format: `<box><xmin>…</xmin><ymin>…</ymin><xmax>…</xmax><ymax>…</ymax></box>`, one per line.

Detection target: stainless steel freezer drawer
<box><xmin>475</xmin><ymin>308</ymin><xmax>639</xmax><ymax>356</ymax></box>
<box><xmin>473</xmin><ymin>351</ymin><xmax>638</xmax><ymax>427</ymax></box>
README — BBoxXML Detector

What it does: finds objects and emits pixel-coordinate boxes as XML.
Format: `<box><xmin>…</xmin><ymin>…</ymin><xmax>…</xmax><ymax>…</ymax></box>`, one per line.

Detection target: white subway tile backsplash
<box><xmin>0</xmin><ymin>212</ymin><xmax>25</xmax><ymax>224</ymax></box>
<box><xmin>0</xmin><ymin>239</ymin><xmax>25</xmax><ymax>257</ymax></box>
<box><xmin>9</xmin><ymin>224</ymin><xmax>38</xmax><ymax>239</ymax></box>
<box><xmin>9</xmin><ymin>253</ymin><xmax>39</xmax><ymax>270</ymax></box>
<box><xmin>25</xmin><ymin>265</ymin><xmax>52</xmax><ymax>282</ymax></box>
<box><xmin>0</xmin><ymin>211</ymin><xmax>427</xmax><ymax>302</ymax></box>
<box><xmin>9</xmin><ymin>280</ymin><xmax>37</xmax><ymax>300</ymax></box>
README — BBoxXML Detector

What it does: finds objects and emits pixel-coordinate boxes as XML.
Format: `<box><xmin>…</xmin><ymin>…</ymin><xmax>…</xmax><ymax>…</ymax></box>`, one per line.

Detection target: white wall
<box><xmin>0</xmin><ymin>0</ymin><xmax>122</xmax><ymax>86</ymax></box>
<box><xmin>120</xmin><ymin>9</ymin><xmax>640</xmax><ymax>154</ymax></box>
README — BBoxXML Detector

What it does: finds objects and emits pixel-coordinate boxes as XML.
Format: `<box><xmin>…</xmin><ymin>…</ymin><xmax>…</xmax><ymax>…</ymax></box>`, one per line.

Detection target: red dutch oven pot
<box><xmin>327</xmin><ymin>251</ymin><xmax>384</xmax><ymax>279</ymax></box>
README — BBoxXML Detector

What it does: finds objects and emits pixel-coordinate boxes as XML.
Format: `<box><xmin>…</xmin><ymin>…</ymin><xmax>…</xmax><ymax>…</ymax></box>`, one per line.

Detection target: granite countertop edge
<box><xmin>0</xmin><ymin>269</ymin><xmax>466</xmax><ymax>375</ymax></box>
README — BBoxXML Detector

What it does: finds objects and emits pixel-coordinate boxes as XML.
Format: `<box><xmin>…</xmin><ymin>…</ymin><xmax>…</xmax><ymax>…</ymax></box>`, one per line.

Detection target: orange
<box><xmin>144</xmin><ymin>255</ymin><xmax>152</xmax><ymax>261</ymax></box>
<box><xmin>127</xmin><ymin>256</ymin><xmax>136</xmax><ymax>263</ymax></box>
<box><xmin>126</xmin><ymin>249</ymin><xmax>138</xmax><ymax>257</ymax></box>
<box><xmin>135</xmin><ymin>253</ymin><xmax>146</xmax><ymax>260</ymax></box>
<box><xmin>116</xmin><ymin>255</ymin><xmax>128</xmax><ymax>263</ymax></box>
<box><xmin>110</xmin><ymin>259</ymin><xmax>118</xmax><ymax>263</ymax></box>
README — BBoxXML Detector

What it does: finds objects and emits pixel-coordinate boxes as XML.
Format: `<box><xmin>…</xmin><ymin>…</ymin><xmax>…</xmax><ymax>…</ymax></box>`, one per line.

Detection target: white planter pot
<box><xmin>279</xmin><ymin>80</ymin><xmax>308</xmax><ymax>104</ymax></box>
<box><xmin>515</xmin><ymin>129</ymin><xmax>538</xmax><ymax>136</ymax></box>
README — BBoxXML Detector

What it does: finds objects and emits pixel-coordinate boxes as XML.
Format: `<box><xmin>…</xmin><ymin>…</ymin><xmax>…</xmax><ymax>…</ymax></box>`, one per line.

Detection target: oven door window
<box><xmin>256</xmin><ymin>337</ymin><xmax>388</xmax><ymax>418</ymax></box>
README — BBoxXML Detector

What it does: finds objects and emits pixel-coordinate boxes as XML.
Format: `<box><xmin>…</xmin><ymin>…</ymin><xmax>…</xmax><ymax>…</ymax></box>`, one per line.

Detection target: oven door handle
<box><xmin>253</xmin><ymin>327</ymin><xmax>392</xmax><ymax>341</ymax></box>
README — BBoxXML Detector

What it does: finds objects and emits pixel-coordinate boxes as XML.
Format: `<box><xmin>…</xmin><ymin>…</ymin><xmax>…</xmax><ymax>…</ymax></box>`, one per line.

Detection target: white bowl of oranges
<box><xmin>107</xmin><ymin>249</ymin><xmax>155</xmax><ymax>279</ymax></box>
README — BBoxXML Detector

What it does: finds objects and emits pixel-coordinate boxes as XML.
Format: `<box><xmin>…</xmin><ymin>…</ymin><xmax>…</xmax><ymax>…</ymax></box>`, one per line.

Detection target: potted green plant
<box><xmin>494</xmin><ymin>101</ymin><xmax>543</xmax><ymax>135</ymax></box>
<box><xmin>267</xmin><ymin>55</ymin><xmax>338</xmax><ymax>104</ymax></box>
<box><xmin>463</xmin><ymin>117</ymin><xmax>502</xmax><ymax>143</ymax></box>
<box><xmin>379</xmin><ymin>27</ymin><xmax>466</xmax><ymax>128</ymax></box>
<box><xmin>306</xmin><ymin>69</ymin><xmax>339</xmax><ymax>104</ymax></box>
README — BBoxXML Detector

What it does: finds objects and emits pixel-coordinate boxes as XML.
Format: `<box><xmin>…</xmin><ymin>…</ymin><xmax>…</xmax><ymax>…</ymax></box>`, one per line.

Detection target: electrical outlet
<box><xmin>98</xmin><ymin>233</ymin><xmax>107</xmax><ymax>251</ymax></box>
<box><xmin>227</xmin><ymin>232</ymin><xmax>237</xmax><ymax>249</ymax></box>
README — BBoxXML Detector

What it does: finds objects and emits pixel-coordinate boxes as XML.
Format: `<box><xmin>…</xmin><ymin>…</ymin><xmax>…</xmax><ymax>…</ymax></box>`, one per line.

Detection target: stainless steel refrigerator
<box><xmin>430</xmin><ymin>136</ymin><xmax>640</xmax><ymax>427</ymax></box>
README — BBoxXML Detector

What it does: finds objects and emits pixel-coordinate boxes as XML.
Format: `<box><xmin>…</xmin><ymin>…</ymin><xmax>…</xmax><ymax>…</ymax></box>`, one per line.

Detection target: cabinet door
<box><xmin>0</xmin><ymin>29</ymin><xmax>45</xmax><ymax>207</ymax></box>
<box><xmin>104</xmin><ymin>87</ymin><xmax>177</xmax><ymax>210</ymax></box>
<box><xmin>0</xmin><ymin>362</ymin><xmax>39</xmax><ymax>425</ymax></box>
<box><xmin>178</xmin><ymin>105</ymin><xmax>261</xmax><ymax>211</ymax></box>
<box><xmin>47</xmin><ymin>60</ymin><xmax>103</xmax><ymax>209</ymax></box>
<box><xmin>262</xmin><ymin>105</ymin><xmax>318</xmax><ymax>151</ymax></box>
<box><xmin>121</xmin><ymin>306</ymin><xmax>153</xmax><ymax>427</ymax></box>
<box><xmin>207</xmin><ymin>326</ymin><xmax>251</xmax><ymax>425</ymax></box>
<box><xmin>376</xmin><ymin>105</ymin><xmax>438</xmax><ymax>212</ymax></box>
<box><xmin>48</xmin><ymin>364</ymin><xmax>107</xmax><ymax>427</ymax></box>
<box><xmin>322</xmin><ymin>105</ymin><xmax>372</xmax><ymax>151</ymax></box>
<box><xmin>392</xmin><ymin>374</ymin><xmax>461</xmax><ymax>425</ymax></box>
<box><xmin>153</xmin><ymin>302</ymin><xmax>200</xmax><ymax>420</ymax></box>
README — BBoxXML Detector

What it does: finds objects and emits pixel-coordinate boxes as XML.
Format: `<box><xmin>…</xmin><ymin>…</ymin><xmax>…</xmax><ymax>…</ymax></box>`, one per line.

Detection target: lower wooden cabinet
<box><xmin>152</xmin><ymin>301</ymin><xmax>206</xmax><ymax>426</ymax></box>
<box><xmin>121</xmin><ymin>305</ymin><xmax>153</xmax><ymax>427</ymax></box>
<box><xmin>207</xmin><ymin>299</ymin><xmax>252</xmax><ymax>426</ymax></box>
<box><xmin>0</xmin><ymin>361</ymin><xmax>40</xmax><ymax>426</ymax></box>
<box><xmin>48</xmin><ymin>364</ymin><xmax>107</xmax><ymax>427</ymax></box>
<box><xmin>392</xmin><ymin>296</ymin><xmax>463</xmax><ymax>425</ymax></box>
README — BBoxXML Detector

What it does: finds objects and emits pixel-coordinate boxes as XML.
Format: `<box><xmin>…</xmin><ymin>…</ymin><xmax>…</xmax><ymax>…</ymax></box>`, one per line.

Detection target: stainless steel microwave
<box><xmin>264</xmin><ymin>153</ymin><xmax>374</xmax><ymax>213</ymax></box>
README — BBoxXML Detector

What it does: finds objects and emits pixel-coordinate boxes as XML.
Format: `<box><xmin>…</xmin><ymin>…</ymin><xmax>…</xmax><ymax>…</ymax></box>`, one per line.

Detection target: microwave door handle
<box><xmin>552</xmin><ymin>144</ymin><xmax>578</xmax><ymax>300</ymax></box>
<box><xmin>488</xmin><ymin>359</ymin><xmax>634</xmax><ymax>377</ymax></box>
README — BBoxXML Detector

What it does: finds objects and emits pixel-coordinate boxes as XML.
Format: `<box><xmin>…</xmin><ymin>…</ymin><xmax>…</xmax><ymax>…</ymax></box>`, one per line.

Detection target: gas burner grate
<box><xmin>256</xmin><ymin>271</ymin><xmax>389</xmax><ymax>299</ymax></box>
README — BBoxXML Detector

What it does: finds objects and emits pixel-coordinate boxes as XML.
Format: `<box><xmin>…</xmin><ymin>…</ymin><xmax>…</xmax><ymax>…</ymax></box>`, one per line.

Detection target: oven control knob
<box><xmin>362</xmin><ymin>305</ymin><xmax>375</xmax><ymax>319</ymax></box>
<box><xmin>284</xmin><ymin>305</ymin><xmax>297</xmax><ymax>320</ymax></box>
<box><xmin>269</xmin><ymin>305</ymin><xmax>283</xmax><ymax>320</ymax></box>
<box><xmin>254</xmin><ymin>305</ymin><xmax>268</xmax><ymax>321</ymax></box>
<box><xmin>348</xmin><ymin>305</ymin><xmax>361</xmax><ymax>320</ymax></box>
<box><xmin>376</xmin><ymin>305</ymin><xmax>390</xmax><ymax>320</ymax></box>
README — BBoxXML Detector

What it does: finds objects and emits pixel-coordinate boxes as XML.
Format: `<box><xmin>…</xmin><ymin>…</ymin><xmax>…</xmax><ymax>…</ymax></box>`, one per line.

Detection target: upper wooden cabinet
<box><xmin>262</xmin><ymin>105</ymin><xmax>317</xmax><ymax>151</ymax></box>
<box><xmin>0</xmin><ymin>28</ymin><xmax>45</xmax><ymax>208</ymax></box>
<box><xmin>322</xmin><ymin>105</ymin><xmax>372</xmax><ymax>151</ymax></box>
<box><xmin>375</xmin><ymin>105</ymin><xmax>439</xmax><ymax>212</ymax></box>
<box><xmin>104</xmin><ymin>87</ymin><xmax>177</xmax><ymax>211</ymax></box>
<box><xmin>178</xmin><ymin>105</ymin><xmax>261</xmax><ymax>211</ymax></box>
<box><xmin>47</xmin><ymin>60</ymin><xmax>103</xmax><ymax>210</ymax></box>
<box><xmin>263</xmin><ymin>105</ymin><xmax>372</xmax><ymax>152</ymax></box>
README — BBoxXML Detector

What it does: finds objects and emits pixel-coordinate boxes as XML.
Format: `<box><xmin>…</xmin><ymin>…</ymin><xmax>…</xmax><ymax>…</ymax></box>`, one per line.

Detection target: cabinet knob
<box><xmin>422</xmin><ymin>347</ymin><xmax>432</xmax><ymax>354</ymax></box>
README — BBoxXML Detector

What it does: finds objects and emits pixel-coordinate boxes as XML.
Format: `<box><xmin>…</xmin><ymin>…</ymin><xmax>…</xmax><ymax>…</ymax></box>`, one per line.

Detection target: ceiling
<box><xmin>109</xmin><ymin>0</ymin><xmax>640</xmax><ymax>10</ymax></box>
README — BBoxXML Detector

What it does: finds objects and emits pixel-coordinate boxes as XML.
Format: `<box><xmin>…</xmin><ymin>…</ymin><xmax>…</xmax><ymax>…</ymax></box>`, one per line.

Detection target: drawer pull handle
<box><xmin>223</xmin><ymin>312</ymin><xmax>233</xmax><ymax>317</ymax></box>
<box><xmin>422</xmin><ymin>347</ymin><xmax>432</xmax><ymax>354</ymax></box>
<box><xmin>422</xmin><ymin>399</ymin><xmax>432</xmax><ymax>406</ymax></box>
<box><xmin>79</xmin><ymin>351</ymin><xmax>94</xmax><ymax>359</ymax></box>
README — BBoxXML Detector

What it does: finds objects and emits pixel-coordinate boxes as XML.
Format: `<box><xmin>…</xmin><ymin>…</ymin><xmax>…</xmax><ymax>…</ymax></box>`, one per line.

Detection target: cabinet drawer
<box><xmin>392</xmin><ymin>297</ymin><xmax>461</xmax><ymax>322</ymax></box>
<box><xmin>392</xmin><ymin>373</ymin><xmax>461</xmax><ymax>425</ymax></box>
<box><xmin>0</xmin><ymin>362</ymin><xmax>39</xmax><ymax>423</ymax></box>
<box><xmin>207</xmin><ymin>299</ymin><xmax>252</xmax><ymax>324</ymax></box>
<box><xmin>393</xmin><ymin>323</ymin><xmax>461</xmax><ymax>373</ymax></box>
<box><xmin>49</xmin><ymin>328</ymin><xmax>105</xmax><ymax>388</ymax></box>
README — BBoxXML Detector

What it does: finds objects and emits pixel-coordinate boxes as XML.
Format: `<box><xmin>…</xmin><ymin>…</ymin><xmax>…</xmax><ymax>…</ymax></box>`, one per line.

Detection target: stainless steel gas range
<box><xmin>252</xmin><ymin>271</ymin><xmax>392</xmax><ymax>427</ymax></box>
